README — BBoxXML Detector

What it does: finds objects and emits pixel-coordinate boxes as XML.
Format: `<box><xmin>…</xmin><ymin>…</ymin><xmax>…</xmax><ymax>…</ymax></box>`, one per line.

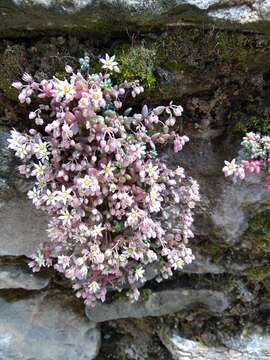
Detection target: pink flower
<box><xmin>55</xmin><ymin>185</ymin><xmax>73</xmax><ymax>205</ymax></box>
<box><xmin>77</xmin><ymin>175</ymin><xmax>100</xmax><ymax>196</ymax></box>
<box><xmin>22</xmin><ymin>72</ymin><xmax>33</xmax><ymax>83</ymax></box>
<box><xmin>242</xmin><ymin>160</ymin><xmax>261</xmax><ymax>174</ymax></box>
<box><xmin>222</xmin><ymin>159</ymin><xmax>237</xmax><ymax>177</ymax></box>
<box><xmin>9</xmin><ymin>58</ymin><xmax>199</xmax><ymax>306</ymax></box>
<box><xmin>174</xmin><ymin>135</ymin><xmax>189</xmax><ymax>153</ymax></box>
<box><xmin>100</xmin><ymin>162</ymin><xmax>115</xmax><ymax>179</ymax></box>
<box><xmin>65</xmin><ymin>65</ymin><xmax>73</xmax><ymax>73</ymax></box>
<box><xmin>12</xmin><ymin>81</ymin><xmax>23</xmax><ymax>90</ymax></box>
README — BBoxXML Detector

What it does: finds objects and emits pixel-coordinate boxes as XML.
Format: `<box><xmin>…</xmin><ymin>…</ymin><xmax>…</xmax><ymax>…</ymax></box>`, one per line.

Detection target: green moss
<box><xmin>157</xmin><ymin>27</ymin><xmax>255</xmax><ymax>77</ymax></box>
<box><xmin>215</xmin><ymin>32</ymin><xmax>250</xmax><ymax>67</ymax></box>
<box><xmin>107</xmin><ymin>287</ymin><xmax>151</xmax><ymax>303</ymax></box>
<box><xmin>202</xmin><ymin>241</ymin><xmax>233</xmax><ymax>260</ymax></box>
<box><xmin>140</xmin><ymin>288</ymin><xmax>151</xmax><ymax>301</ymax></box>
<box><xmin>244</xmin><ymin>266</ymin><xmax>270</xmax><ymax>282</ymax></box>
<box><xmin>110</xmin><ymin>290</ymin><xmax>128</xmax><ymax>303</ymax></box>
<box><xmin>242</xmin><ymin>210</ymin><xmax>270</xmax><ymax>255</ymax></box>
<box><xmin>0</xmin><ymin>45</ymin><xmax>27</xmax><ymax>100</ymax></box>
<box><xmin>177</xmin><ymin>273</ymin><xmax>235</xmax><ymax>292</ymax></box>
<box><xmin>114</xmin><ymin>44</ymin><xmax>157</xmax><ymax>88</ymax></box>
<box><xmin>54</xmin><ymin>71</ymin><xmax>66</xmax><ymax>80</ymax></box>
<box><xmin>232</xmin><ymin>115</ymin><xmax>270</xmax><ymax>136</ymax></box>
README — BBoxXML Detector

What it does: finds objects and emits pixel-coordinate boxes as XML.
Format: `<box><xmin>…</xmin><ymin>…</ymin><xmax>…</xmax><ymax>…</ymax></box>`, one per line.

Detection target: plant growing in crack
<box><xmin>8</xmin><ymin>55</ymin><xmax>199</xmax><ymax>306</ymax></box>
<box><xmin>223</xmin><ymin>132</ymin><xmax>270</xmax><ymax>190</ymax></box>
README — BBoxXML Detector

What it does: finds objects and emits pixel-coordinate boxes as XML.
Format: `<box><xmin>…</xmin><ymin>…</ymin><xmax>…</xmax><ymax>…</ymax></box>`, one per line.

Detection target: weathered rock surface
<box><xmin>0</xmin><ymin>0</ymin><xmax>269</xmax><ymax>39</ymax></box>
<box><xmin>159</xmin><ymin>325</ymin><xmax>270</xmax><ymax>360</ymax></box>
<box><xmin>86</xmin><ymin>288</ymin><xmax>230</xmax><ymax>322</ymax></box>
<box><xmin>183</xmin><ymin>253</ymin><xmax>226</xmax><ymax>274</ymax></box>
<box><xmin>210</xmin><ymin>175</ymin><xmax>270</xmax><ymax>244</ymax></box>
<box><xmin>159</xmin><ymin>328</ymin><xmax>243</xmax><ymax>360</ymax></box>
<box><xmin>0</xmin><ymin>129</ymin><xmax>49</xmax><ymax>257</ymax></box>
<box><xmin>165</xmin><ymin>141</ymin><xmax>270</xmax><ymax>245</ymax></box>
<box><xmin>0</xmin><ymin>291</ymin><xmax>100</xmax><ymax>360</ymax></box>
<box><xmin>0</xmin><ymin>2</ymin><xmax>270</xmax><ymax>359</ymax></box>
<box><xmin>0</xmin><ymin>263</ymin><xmax>49</xmax><ymax>290</ymax></box>
<box><xmin>182</xmin><ymin>252</ymin><xmax>262</xmax><ymax>274</ymax></box>
<box><xmin>220</xmin><ymin>324</ymin><xmax>270</xmax><ymax>359</ymax></box>
<box><xmin>9</xmin><ymin>0</ymin><xmax>270</xmax><ymax>24</ymax></box>
<box><xmin>0</xmin><ymin>198</ymin><xmax>49</xmax><ymax>257</ymax></box>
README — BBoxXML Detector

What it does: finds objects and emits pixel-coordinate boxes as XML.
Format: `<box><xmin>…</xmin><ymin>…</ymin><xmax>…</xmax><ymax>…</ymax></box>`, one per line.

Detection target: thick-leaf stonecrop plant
<box><xmin>223</xmin><ymin>132</ymin><xmax>270</xmax><ymax>190</ymax></box>
<box><xmin>8</xmin><ymin>55</ymin><xmax>200</xmax><ymax>306</ymax></box>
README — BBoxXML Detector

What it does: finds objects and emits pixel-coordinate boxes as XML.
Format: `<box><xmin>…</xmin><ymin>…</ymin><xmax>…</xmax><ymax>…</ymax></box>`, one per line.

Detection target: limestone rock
<box><xmin>220</xmin><ymin>324</ymin><xmax>270</xmax><ymax>359</ymax></box>
<box><xmin>0</xmin><ymin>292</ymin><xmax>100</xmax><ymax>360</ymax></box>
<box><xmin>165</xmin><ymin>141</ymin><xmax>270</xmax><ymax>245</ymax></box>
<box><xmin>0</xmin><ymin>263</ymin><xmax>49</xmax><ymax>290</ymax></box>
<box><xmin>0</xmin><ymin>130</ymin><xmax>49</xmax><ymax>258</ymax></box>
<box><xmin>183</xmin><ymin>253</ymin><xmax>226</xmax><ymax>274</ymax></box>
<box><xmin>9</xmin><ymin>0</ymin><xmax>270</xmax><ymax>24</ymax></box>
<box><xmin>0</xmin><ymin>197</ymin><xmax>49</xmax><ymax>257</ymax></box>
<box><xmin>0</xmin><ymin>129</ymin><xmax>13</xmax><ymax>193</ymax></box>
<box><xmin>210</xmin><ymin>175</ymin><xmax>270</xmax><ymax>244</ymax></box>
<box><xmin>86</xmin><ymin>288</ymin><xmax>230</xmax><ymax>322</ymax></box>
<box><xmin>159</xmin><ymin>324</ymin><xmax>270</xmax><ymax>360</ymax></box>
<box><xmin>159</xmin><ymin>328</ymin><xmax>243</xmax><ymax>360</ymax></box>
<box><xmin>0</xmin><ymin>0</ymin><xmax>269</xmax><ymax>40</ymax></box>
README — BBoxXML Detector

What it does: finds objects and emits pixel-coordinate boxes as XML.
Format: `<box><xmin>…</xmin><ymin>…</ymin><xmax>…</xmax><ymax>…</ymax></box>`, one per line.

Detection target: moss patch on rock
<box><xmin>0</xmin><ymin>45</ymin><xmax>27</xmax><ymax>100</ymax></box>
<box><xmin>232</xmin><ymin>115</ymin><xmax>270</xmax><ymax>137</ymax></box>
<box><xmin>114</xmin><ymin>44</ymin><xmax>158</xmax><ymax>89</ymax></box>
<box><xmin>242</xmin><ymin>210</ymin><xmax>270</xmax><ymax>255</ymax></box>
<box><xmin>244</xmin><ymin>266</ymin><xmax>270</xmax><ymax>283</ymax></box>
<box><xmin>157</xmin><ymin>27</ymin><xmax>255</xmax><ymax>75</ymax></box>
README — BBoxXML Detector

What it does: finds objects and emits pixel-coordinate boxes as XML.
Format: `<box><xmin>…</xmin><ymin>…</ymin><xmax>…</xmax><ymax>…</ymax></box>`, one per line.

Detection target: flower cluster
<box><xmin>8</xmin><ymin>55</ymin><xmax>199</xmax><ymax>306</ymax></box>
<box><xmin>223</xmin><ymin>132</ymin><xmax>270</xmax><ymax>189</ymax></box>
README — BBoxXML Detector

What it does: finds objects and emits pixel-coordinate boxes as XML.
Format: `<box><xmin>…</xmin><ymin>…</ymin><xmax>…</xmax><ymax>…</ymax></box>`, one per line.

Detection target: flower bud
<box><xmin>29</xmin><ymin>112</ymin><xmax>36</xmax><ymax>120</ymax></box>
<box><xmin>12</xmin><ymin>81</ymin><xmax>23</xmax><ymax>90</ymax></box>
<box><xmin>65</xmin><ymin>65</ymin><xmax>73</xmax><ymax>73</ymax></box>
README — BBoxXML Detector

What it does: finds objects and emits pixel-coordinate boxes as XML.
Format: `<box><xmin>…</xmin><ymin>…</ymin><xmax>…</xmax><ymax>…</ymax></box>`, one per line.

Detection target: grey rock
<box><xmin>0</xmin><ymin>130</ymin><xmax>12</xmax><ymax>180</ymax></box>
<box><xmin>159</xmin><ymin>328</ymin><xmax>243</xmax><ymax>360</ymax></box>
<box><xmin>0</xmin><ymin>130</ymin><xmax>33</xmax><ymax>196</ymax></box>
<box><xmin>0</xmin><ymin>263</ymin><xmax>49</xmax><ymax>290</ymax></box>
<box><xmin>0</xmin><ymin>292</ymin><xmax>100</xmax><ymax>360</ymax></box>
<box><xmin>210</xmin><ymin>174</ymin><xmax>270</xmax><ymax>243</ymax></box>
<box><xmin>183</xmin><ymin>253</ymin><xmax>226</xmax><ymax>274</ymax></box>
<box><xmin>0</xmin><ymin>0</ymin><xmax>269</xmax><ymax>41</ymax></box>
<box><xmin>160</xmin><ymin>324</ymin><xmax>270</xmax><ymax>360</ymax></box>
<box><xmin>86</xmin><ymin>288</ymin><xmax>230</xmax><ymax>322</ymax></box>
<box><xmin>11</xmin><ymin>0</ymin><xmax>270</xmax><ymax>24</ymax></box>
<box><xmin>209</xmin><ymin>1</ymin><xmax>270</xmax><ymax>23</ymax></box>
<box><xmin>255</xmin><ymin>0</ymin><xmax>270</xmax><ymax>21</ymax></box>
<box><xmin>220</xmin><ymin>324</ymin><xmax>270</xmax><ymax>359</ymax></box>
<box><xmin>163</xmin><ymin>141</ymin><xmax>270</xmax><ymax>246</ymax></box>
<box><xmin>209</xmin><ymin>5</ymin><xmax>261</xmax><ymax>24</ymax></box>
<box><xmin>183</xmin><ymin>253</ymin><xmax>262</xmax><ymax>275</ymax></box>
<box><xmin>0</xmin><ymin>197</ymin><xmax>49</xmax><ymax>257</ymax></box>
<box><xmin>0</xmin><ymin>130</ymin><xmax>49</xmax><ymax>258</ymax></box>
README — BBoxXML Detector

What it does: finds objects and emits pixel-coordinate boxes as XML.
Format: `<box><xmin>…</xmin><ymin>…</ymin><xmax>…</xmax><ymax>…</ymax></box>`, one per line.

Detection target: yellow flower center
<box><xmin>83</xmin><ymin>178</ymin><xmax>92</xmax><ymax>187</ymax></box>
<box><xmin>176</xmin><ymin>259</ymin><xmax>184</xmax><ymax>267</ymax></box>
<box><xmin>104</xmin><ymin>165</ymin><xmax>111</xmax><ymax>173</ymax></box>
<box><xmin>80</xmin><ymin>98</ymin><xmax>89</xmax><ymax>106</ymax></box>
<box><xmin>63</xmin><ymin>85</ymin><xmax>71</xmax><ymax>94</ymax></box>
<box><xmin>92</xmin><ymin>92</ymin><xmax>101</xmax><ymax>100</ymax></box>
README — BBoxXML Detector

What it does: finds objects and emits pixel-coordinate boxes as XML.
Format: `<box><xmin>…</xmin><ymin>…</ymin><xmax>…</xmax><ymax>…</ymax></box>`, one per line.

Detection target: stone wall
<box><xmin>0</xmin><ymin>2</ymin><xmax>270</xmax><ymax>359</ymax></box>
